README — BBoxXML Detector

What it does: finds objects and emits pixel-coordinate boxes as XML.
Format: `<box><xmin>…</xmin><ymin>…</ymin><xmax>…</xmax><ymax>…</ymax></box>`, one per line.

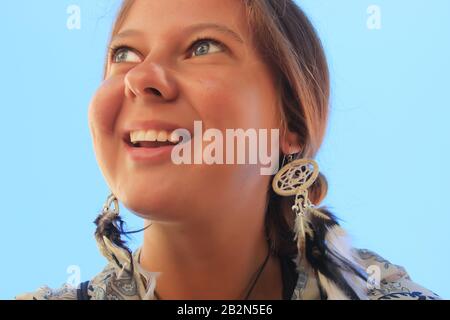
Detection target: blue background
<box><xmin>0</xmin><ymin>0</ymin><xmax>448</xmax><ymax>299</ymax></box>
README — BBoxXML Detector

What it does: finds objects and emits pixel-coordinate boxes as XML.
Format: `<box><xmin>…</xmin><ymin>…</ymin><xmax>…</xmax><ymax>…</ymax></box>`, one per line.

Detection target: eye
<box><xmin>189</xmin><ymin>38</ymin><xmax>225</xmax><ymax>58</ymax></box>
<box><xmin>110</xmin><ymin>46</ymin><xmax>142</xmax><ymax>64</ymax></box>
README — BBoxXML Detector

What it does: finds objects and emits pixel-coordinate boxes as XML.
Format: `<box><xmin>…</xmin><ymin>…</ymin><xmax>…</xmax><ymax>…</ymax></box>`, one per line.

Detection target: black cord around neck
<box><xmin>153</xmin><ymin>246</ymin><xmax>272</xmax><ymax>300</ymax></box>
<box><xmin>243</xmin><ymin>246</ymin><xmax>271</xmax><ymax>300</ymax></box>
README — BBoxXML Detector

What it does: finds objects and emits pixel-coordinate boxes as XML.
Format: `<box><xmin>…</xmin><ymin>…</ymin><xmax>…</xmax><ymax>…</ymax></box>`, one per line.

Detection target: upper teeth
<box><xmin>130</xmin><ymin>130</ymin><xmax>181</xmax><ymax>144</ymax></box>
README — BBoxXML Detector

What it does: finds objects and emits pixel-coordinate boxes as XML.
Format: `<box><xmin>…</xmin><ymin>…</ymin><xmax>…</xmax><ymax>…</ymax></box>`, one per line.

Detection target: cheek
<box><xmin>87</xmin><ymin>75</ymin><xmax>125</xmax><ymax>189</ymax></box>
<box><xmin>186</xmin><ymin>73</ymin><xmax>279</xmax><ymax>184</ymax></box>
<box><xmin>192</xmin><ymin>73</ymin><xmax>278</xmax><ymax>130</ymax></box>
<box><xmin>88</xmin><ymin>75</ymin><xmax>125</xmax><ymax>141</ymax></box>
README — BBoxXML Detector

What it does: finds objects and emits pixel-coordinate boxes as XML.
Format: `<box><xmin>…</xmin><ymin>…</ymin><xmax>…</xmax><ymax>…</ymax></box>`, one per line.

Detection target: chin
<box><xmin>116</xmin><ymin>184</ymin><xmax>181</xmax><ymax>221</ymax></box>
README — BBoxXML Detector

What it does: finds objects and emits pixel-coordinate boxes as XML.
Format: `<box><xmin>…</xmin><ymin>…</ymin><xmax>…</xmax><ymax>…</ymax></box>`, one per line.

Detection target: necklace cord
<box><xmin>153</xmin><ymin>247</ymin><xmax>272</xmax><ymax>300</ymax></box>
<box><xmin>243</xmin><ymin>246</ymin><xmax>271</xmax><ymax>300</ymax></box>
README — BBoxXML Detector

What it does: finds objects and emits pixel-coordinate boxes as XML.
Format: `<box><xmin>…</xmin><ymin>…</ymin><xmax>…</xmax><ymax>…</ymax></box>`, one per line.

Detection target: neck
<box><xmin>139</xmin><ymin>200</ymin><xmax>283</xmax><ymax>299</ymax></box>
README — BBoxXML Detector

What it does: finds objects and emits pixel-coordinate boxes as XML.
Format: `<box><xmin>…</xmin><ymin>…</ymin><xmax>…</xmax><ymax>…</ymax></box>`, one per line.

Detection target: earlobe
<box><xmin>280</xmin><ymin>130</ymin><xmax>302</xmax><ymax>155</ymax></box>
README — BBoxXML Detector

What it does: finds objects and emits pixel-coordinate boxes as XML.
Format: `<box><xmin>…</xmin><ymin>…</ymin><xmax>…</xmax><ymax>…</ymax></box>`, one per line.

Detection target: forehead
<box><xmin>117</xmin><ymin>0</ymin><xmax>250</xmax><ymax>40</ymax></box>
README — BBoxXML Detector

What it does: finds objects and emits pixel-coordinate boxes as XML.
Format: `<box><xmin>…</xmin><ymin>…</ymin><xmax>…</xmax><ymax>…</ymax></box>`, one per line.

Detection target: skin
<box><xmin>88</xmin><ymin>0</ymin><xmax>301</xmax><ymax>299</ymax></box>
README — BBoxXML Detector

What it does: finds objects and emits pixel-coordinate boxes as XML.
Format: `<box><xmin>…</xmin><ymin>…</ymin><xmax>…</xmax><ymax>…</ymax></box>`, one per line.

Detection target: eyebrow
<box><xmin>112</xmin><ymin>23</ymin><xmax>244</xmax><ymax>44</ymax></box>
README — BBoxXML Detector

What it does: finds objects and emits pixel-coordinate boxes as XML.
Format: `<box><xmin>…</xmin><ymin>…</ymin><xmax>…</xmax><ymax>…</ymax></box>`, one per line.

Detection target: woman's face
<box><xmin>88</xmin><ymin>0</ymin><xmax>282</xmax><ymax>220</ymax></box>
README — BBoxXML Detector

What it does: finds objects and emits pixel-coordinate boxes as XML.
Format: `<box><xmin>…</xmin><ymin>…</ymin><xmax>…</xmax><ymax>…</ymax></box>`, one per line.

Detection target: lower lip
<box><xmin>124</xmin><ymin>142</ymin><xmax>176</xmax><ymax>163</ymax></box>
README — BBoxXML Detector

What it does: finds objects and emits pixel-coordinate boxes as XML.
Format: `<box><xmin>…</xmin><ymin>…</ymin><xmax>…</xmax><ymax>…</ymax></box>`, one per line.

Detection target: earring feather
<box><xmin>272</xmin><ymin>158</ymin><xmax>369</xmax><ymax>299</ymax></box>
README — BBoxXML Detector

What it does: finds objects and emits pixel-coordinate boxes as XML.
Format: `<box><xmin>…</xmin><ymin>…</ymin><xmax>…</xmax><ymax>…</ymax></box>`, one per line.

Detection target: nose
<box><xmin>124</xmin><ymin>60</ymin><xmax>179</xmax><ymax>102</ymax></box>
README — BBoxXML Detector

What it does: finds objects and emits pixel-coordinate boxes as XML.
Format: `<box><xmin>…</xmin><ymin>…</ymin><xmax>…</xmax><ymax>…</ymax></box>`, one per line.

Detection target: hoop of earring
<box><xmin>103</xmin><ymin>193</ymin><xmax>119</xmax><ymax>215</ymax></box>
<box><xmin>272</xmin><ymin>152</ymin><xmax>330</xmax><ymax>257</ymax></box>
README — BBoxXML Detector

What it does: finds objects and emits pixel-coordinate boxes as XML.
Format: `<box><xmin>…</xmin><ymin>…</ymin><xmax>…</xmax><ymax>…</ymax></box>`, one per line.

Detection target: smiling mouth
<box><xmin>124</xmin><ymin>129</ymin><xmax>183</xmax><ymax>148</ymax></box>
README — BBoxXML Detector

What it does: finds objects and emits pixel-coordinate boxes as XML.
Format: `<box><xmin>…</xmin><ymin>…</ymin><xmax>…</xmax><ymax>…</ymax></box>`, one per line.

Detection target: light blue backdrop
<box><xmin>0</xmin><ymin>0</ymin><xmax>448</xmax><ymax>299</ymax></box>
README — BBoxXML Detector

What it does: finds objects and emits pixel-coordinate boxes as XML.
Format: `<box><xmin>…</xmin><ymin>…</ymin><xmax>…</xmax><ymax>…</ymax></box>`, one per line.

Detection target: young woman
<box><xmin>16</xmin><ymin>0</ymin><xmax>440</xmax><ymax>300</ymax></box>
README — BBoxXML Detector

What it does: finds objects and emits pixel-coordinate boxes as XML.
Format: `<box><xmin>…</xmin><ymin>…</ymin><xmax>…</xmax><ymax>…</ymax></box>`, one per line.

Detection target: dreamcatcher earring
<box><xmin>272</xmin><ymin>152</ymin><xmax>330</xmax><ymax>257</ymax></box>
<box><xmin>94</xmin><ymin>192</ymin><xmax>134</xmax><ymax>273</ymax></box>
<box><xmin>272</xmin><ymin>151</ymin><xmax>369</xmax><ymax>300</ymax></box>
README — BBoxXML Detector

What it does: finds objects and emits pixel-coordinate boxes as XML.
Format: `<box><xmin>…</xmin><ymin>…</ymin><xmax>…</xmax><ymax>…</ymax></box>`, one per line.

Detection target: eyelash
<box><xmin>108</xmin><ymin>36</ymin><xmax>226</xmax><ymax>63</ymax></box>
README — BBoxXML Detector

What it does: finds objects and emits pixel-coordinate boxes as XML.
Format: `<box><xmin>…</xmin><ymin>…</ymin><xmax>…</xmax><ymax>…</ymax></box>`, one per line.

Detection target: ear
<box><xmin>280</xmin><ymin>129</ymin><xmax>302</xmax><ymax>155</ymax></box>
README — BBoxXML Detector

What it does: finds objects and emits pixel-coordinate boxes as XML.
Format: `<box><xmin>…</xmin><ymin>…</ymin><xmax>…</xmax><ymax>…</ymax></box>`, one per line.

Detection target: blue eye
<box><xmin>189</xmin><ymin>38</ymin><xmax>225</xmax><ymax>57</ymax></box>
<box><xmin>108</xmin><ymin>37</ymin><xmax>225</xmax><ymax>64</ymax></box>
<box><xmin>110</xmin><ymin>46</ymin><xmax>142</xmax><ymax>63</ymax></box>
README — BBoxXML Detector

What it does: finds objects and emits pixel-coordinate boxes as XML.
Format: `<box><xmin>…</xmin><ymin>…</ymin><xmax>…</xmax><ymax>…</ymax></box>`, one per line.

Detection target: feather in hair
<box><xmin>317</xmin><ymin>271</ymin><xmax>349</xmax><ymax>300</ymax></box>
<box><xmin>324</xmin><ymin>225</ymin><xmax>369</xmax><ymax>299</ymax></box>
<box><xmin>301</xmin><ymin>207</ymin><xmax>368</xmax><ymax>299</ymax></box>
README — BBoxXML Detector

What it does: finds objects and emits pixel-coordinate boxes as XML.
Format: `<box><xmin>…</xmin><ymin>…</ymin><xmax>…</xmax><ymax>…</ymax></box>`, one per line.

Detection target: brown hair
<box><xmin>102</xmin><ymin>0</ymin><xmax>330</xmax><ymax>259</ymax></box>
<box><xmin>242</xmin><ymin>0</ymin><xmax>330</xmax><ymax>257</ymax></box>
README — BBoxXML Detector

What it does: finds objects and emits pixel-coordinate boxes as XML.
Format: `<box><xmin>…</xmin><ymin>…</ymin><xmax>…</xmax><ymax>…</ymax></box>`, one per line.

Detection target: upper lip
<box><xmin>121</xmin><ymin>120</ymin><xmax>191</xmax><ymax>145</ymax></box>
